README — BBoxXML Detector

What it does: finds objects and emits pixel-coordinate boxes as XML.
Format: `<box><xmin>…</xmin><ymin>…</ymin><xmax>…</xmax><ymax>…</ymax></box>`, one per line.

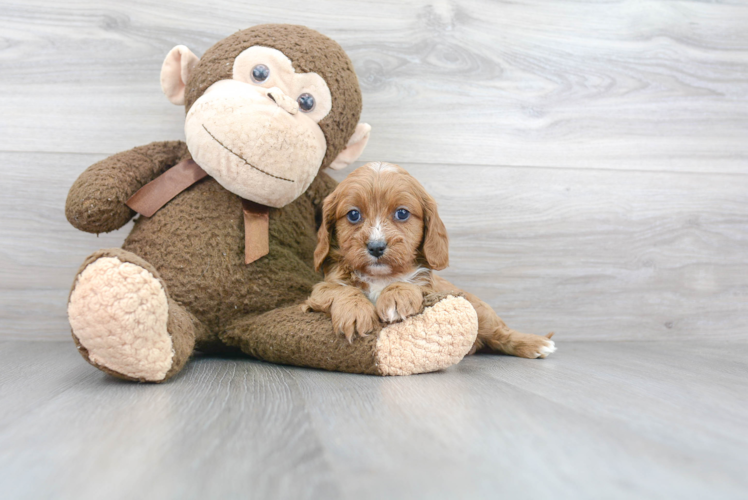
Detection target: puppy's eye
<box><xmin>251</xmin><ymin>64</ymin><xmax>270</xmax><ymax>83</ymax></box>
<box><xmin>346</xmin><ymin>209</ymin><xmax>361</xmax><ymax>223</ymax></box>
<box><xmin>394</xmin><ymin>208</ymin><xmax>410</xmax><ymax>221</ymax></box>
<box><xmin>297</xmin><ymin>93</ymin><xmax>315</xmax><ymax>112</ymax></box>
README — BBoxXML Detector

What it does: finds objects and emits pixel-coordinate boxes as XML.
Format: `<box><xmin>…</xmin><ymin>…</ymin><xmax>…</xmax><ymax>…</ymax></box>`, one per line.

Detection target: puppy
<box><xmin>304</xmin><ymin>162</ymin><xmax>556</xmax><ymax>359</ymax></box>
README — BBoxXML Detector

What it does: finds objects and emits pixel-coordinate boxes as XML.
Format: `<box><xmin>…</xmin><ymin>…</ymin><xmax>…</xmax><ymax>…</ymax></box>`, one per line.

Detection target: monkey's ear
<box><xmin>160</xmin><ymin>45</ymin><xmax>200</xmax><ymax>106</ymax></box>
<box><xmin>328</xmin><ymin>123</ymin><xmax>372</xmax><ymax>170</ymax></box>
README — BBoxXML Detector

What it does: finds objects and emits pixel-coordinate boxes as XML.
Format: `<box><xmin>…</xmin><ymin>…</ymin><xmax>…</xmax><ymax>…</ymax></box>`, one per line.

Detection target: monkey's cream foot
<box><xmin>68</xmin><ymin>249</ymin><xmax>195</xmax><ymax>382</ymax></box>
<box><xmin>374</xmin><ymin>294</ymin><xmax>478</xmax><ymax>375</ymax></box>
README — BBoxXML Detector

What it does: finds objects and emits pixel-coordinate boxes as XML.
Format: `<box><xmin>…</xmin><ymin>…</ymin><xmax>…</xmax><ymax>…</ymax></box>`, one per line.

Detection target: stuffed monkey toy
<box><xmin>65</xmin><ymin>24</ymin><xmax>478</xmax><ymax>383</ymax></box>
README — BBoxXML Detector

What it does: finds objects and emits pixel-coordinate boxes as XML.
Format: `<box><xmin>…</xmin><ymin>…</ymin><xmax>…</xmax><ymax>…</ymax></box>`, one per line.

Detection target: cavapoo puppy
<box><xmin>304</xmin><ymin>162</ymin><xmax>555</xmax><ymax>358</ymax></box>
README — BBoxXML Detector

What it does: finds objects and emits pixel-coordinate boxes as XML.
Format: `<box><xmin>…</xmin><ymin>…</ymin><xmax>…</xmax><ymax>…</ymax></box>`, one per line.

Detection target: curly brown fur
<box><xmin>66</xmin><ymin>141</ymin><xmax>189</xmax><ymax>234</ymax></box>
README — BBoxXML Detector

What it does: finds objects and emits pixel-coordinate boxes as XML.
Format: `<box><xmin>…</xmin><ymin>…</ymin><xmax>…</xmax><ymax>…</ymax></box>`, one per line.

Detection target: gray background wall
<box><xmin>1</xmin><ymin>0</ymin><xmax>746</xmax><ymax>341</ymax></box>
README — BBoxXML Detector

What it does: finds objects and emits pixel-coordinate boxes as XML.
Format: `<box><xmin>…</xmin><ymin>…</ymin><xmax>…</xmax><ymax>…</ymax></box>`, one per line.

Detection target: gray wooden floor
<box><xmin>1</xmin><ymin>340</ymin><xmax>746</xmax><ymax>500</ymax></box>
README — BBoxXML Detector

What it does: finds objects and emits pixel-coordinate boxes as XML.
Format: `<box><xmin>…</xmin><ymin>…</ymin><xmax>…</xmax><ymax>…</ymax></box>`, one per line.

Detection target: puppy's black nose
<box><xmin>367</xmin><ymin>241</ymin><xmax>387</xmax><ymax>258</ymax></box>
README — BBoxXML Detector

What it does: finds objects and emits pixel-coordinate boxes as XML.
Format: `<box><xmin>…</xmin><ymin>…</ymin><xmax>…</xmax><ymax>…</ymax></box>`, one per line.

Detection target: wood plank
<box><xmin>0</xmin><ymin>151</ymin><xmax>130</xmax><ymax>339</ymax></box>
<box><xmin>0</xmin><ymin>343</ymin><xmax>341</xmax><ymax>500</ymax></box>
<box><xmin>2</xmin><ymin>152</ymin><xmax>746</xmax><ymax>340</ymax></box>
<box><xmin>0</xmin><ymin>341</ymin><xmax>746</xmax><ymax>499</ymax></box>
<box><xmin>0</xmin><ymin>0</ymin><xmax>747</xmax><ymax>172</ymax></box>
<box><xmin>293</xmin><ymin>341</ymin><xmax>748</xmax><ymax>499</ymax></box>
<box><xmin>389</xmin><ymin>163</ymin><xmax>748</xmax><ymax>341</ymax></box>
<box><xmin>0</xmin><ymin>340</ymin><xmax>93</xmax><ymax>428</ymax></box>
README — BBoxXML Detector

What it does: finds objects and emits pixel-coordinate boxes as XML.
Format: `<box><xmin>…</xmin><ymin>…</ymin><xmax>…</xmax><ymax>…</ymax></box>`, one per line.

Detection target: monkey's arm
<box><xmin>65</xmin><ymin>140</ymin><xmax>190</xmax><ymax>234</ymax></box>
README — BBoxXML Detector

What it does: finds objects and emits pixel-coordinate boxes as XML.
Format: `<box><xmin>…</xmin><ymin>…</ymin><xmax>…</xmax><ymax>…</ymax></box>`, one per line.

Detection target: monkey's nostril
<box><xmin>367</xmin><ymin>241</ymin><xmax>387</xmax><ymax>258</ymax></box>
<box><xmin>266</xmin><ymin>87</ymin><xmax>299</xmax><ymax>115</ymax></box>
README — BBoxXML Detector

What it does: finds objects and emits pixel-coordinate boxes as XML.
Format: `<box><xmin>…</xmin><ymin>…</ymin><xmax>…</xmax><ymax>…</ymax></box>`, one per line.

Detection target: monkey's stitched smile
<box><xmin>201</xmin><ymin>124</ymin><xmax>294</xmax><ymax>183</ymax></box>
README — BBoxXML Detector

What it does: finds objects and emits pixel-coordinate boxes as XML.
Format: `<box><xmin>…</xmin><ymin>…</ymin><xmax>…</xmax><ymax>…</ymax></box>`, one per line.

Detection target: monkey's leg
<box><xmin>68</xmin><ymin>248</ymin><xmax>204</xmax><ymax>382</ymax></box>
<box><xmin>220</xmin><ymin>293</ymin><xmax>478</xmax><ymax>376</ymax></box>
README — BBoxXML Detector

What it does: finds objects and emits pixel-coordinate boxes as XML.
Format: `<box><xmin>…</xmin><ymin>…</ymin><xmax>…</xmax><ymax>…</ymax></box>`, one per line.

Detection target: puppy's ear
<box><xmin>314</xmin><ymin>191</ymin><xmax>339</xmax><ymax>272</ymax></box>
<box><xmin>421</xmin><ymin>192</ymin><xmax>449</xmax><ymax>271</ymax></box>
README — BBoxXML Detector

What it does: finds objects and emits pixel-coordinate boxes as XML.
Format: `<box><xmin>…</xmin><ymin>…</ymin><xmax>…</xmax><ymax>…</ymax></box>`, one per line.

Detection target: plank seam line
<box><xmin>1</xmin><ymin>150</ymin><xmax>747</xmax><ymax>178</ymax></box>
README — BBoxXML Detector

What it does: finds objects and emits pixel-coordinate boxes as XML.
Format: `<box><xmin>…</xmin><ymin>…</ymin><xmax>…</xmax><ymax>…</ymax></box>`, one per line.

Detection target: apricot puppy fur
<box><xmin>304</xmin><ymin>162</ymin><xmax>556</xmax><ymax>358</ymax></box>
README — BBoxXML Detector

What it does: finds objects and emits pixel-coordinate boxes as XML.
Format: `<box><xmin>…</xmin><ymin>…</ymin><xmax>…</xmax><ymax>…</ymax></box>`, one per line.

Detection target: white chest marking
<box><xmin>366</xmin><ymin>280</ymin><xmax>389</xmax><ymax>303</ymax></box>
<box><xmin>357</xmin><ymin>268</ymin><xmax>431</xmax><ymax>304</ymax></box>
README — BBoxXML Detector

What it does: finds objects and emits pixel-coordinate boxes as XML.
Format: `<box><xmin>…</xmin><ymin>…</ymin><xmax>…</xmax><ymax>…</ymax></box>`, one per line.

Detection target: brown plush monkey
<box><xmin>65</xmin><ymin>24</ymin><xmax>478</xmax><ymax>382</ymax></box>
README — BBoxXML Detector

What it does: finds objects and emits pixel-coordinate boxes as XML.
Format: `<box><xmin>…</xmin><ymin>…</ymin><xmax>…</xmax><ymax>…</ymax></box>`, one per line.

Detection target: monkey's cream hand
<box><xmin>376</xmin><ymin>283</ymin><xmax>424</xmax><ymax>323</ymax></box>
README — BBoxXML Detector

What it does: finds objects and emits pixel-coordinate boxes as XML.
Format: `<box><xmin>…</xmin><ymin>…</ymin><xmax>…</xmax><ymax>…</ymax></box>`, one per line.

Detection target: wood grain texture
<box><xmin>389</xmin><ymin>164</ymin><xmax>748</xmax><ymax>341</ymax></box>
<box><xmin>1</xmin><ymin>0</ymin><xmax>747</xmax><ymax>340</ymax></box>
<box><xmin>2</xmin><ymin>152</ymin><xmax>747</xmax><ymax>340</ymax></box>
<box><xmin>1</xmin><ymin>340</ymin><xmax>747</xmax><ymax>500</ymax></box>
<box><xmin>0</xmin><ymin>0</ymin><xmax>747</xmax><ymax>172</ymax></box>
<box><xmin>0</xmin><ymin>152</ymin><xmax>130</xmax><ymax>339</ymax></box>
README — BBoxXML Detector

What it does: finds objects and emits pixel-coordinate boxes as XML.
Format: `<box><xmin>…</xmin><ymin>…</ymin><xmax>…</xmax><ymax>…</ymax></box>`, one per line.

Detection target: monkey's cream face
<box><xmin>184</xmin><ymin>47</ymin><xmax>332</xmax><ymax>208</ymax></box>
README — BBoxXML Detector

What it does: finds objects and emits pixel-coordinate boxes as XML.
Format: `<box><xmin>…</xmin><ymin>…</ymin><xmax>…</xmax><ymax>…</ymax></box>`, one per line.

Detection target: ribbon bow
<box><xmin>126</xmin><ymin>158</ymin><xmax>270</xmax><ymax>264</ymax></box>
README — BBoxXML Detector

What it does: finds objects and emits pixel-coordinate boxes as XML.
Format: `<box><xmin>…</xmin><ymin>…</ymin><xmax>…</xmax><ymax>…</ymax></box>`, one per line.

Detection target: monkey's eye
<box><xmin>346</xmin><ymin>209</ymin><xmax>361</xmax><ymax>223</ymax></box>
<box><xmin>251</xmin><ymin>64</ymin><xmax>270</xmax><ymax>83</ymax></box>
<box><xmin>297</xmin><ymin>93</ymin><xmax>315</xmax><ymax>112</ymax></box>
<box><xmin>394</xmin><ymin>208</ymin><xmax>410</xmax><ymax>221</ymax></box>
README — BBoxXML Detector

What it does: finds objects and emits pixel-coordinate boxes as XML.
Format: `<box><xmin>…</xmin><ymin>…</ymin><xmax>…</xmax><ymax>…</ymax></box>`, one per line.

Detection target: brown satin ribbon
<box><xmin>126</xmin><ymin>158</ymin><xmax>271</xmax><ymax>264</ymax></box>
<box><xmin>242</xmin><ymin>199</ymin><xmax>270</xmax><ymax>264</ymax></box>
<box><xmin>126</xmin><ymin>159</ymin><xmax>208</xmax><ymax>217</ymax></box>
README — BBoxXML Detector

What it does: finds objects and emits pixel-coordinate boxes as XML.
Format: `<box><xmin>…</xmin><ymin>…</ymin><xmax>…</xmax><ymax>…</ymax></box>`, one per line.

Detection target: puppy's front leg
<box><xmin>304</xmin><ymin>282</ymin><xmax>379</xmax><ymax>342</ymax></box>
<box><xmin>376</xmin><ymin>282</ymin><xmax>424</xmax><ymax>323</ymax></box>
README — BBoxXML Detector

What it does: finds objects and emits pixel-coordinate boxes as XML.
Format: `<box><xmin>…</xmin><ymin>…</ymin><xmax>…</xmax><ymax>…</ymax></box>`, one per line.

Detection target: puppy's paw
<box><xmin>331</xmin><ymin>298</ymin><xmax>379</xmax><ymax>342</ymax></box>
<box><xmin>513</xmin><ymin>333</ymin><xmax>557</xmax><ymax>359</ymax></box>
<box><xmin>376</xmin><ymin>283</ymin><xmax>424</xmax><ymax>323</ymax></box>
